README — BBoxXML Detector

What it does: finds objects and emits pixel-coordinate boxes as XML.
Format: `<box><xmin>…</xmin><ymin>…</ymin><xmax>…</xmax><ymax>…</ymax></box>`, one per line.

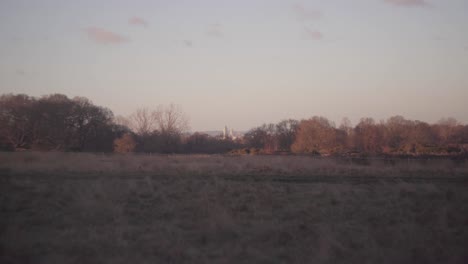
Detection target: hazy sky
<box><xmin>1</xmin><ymin>0</ymin><xmax>467</xmax><ymax>131</ymax></box>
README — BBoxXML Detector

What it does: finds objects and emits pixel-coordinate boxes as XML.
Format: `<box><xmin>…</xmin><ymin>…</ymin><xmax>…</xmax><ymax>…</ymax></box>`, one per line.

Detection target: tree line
<box><xmin>0</xmin><ymin>94</ymin><xmax>119</xmax><ymax>152</ymax></box>
<box><xmin>0</xmin><ymin>93</ymin><xmax>240</xmax><ymax>153</ymax></box>
<box><xmin>244</xmin><ymin>116</ymin><xmax>468</xmax><ymax>156</ymax></box>
<box><xmin>1</xmin><ymin>93</ymin><xmax>468</xmax><ymax>156</ymax></box>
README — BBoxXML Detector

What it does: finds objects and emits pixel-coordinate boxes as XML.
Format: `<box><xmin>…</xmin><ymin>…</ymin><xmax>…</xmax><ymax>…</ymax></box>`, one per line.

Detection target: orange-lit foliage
<box><xmin>113</xmin><ymin>133</ymin><xmax>136</xmax><ymax>153</ymax></box>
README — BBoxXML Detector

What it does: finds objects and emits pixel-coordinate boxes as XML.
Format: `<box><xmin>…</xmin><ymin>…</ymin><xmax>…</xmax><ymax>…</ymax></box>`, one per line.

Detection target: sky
<box><xmin>0</xmin><ymin>0</ymin><xmax>467</xmax><ymax>131</ymax></box>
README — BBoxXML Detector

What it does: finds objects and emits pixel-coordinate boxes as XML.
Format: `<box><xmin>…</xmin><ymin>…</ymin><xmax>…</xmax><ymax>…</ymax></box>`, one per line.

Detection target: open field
<box><xmin>1</xmin><ymin>153</ymin><xmax>468</xmax><ymax>263</ymax></box>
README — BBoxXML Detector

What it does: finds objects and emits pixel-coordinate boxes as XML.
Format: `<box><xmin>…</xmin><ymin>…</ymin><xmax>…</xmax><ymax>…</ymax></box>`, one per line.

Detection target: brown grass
<box><xmin>1</xmin><ymin>152</ymin><xmax>467</xmax><ymax>263</ymax></box>
<box><xmin>1</xmin><ymin>152</ymin><xmax>467</xmax><ymax>177</ymax></box>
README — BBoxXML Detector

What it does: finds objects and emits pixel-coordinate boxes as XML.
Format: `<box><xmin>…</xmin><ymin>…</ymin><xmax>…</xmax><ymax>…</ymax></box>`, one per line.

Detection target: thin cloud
<box><xmin>15</xmin><ymin>69</ymin><xmax>26</xmax><ymax>76</ymax></box>
<box><xmin>85</xmin><ymin>27</ymin><xmax>129</xmax><ymax>44</ymax></box>
<box><xmin>305</xmin><ymin>28</ymin><xmax>323</xmax><ymax>40</ymax></box>
<box><xmin>129</xmin><ymin>17</ymin><xmax>148</xmax><ymax>27</ymax></box>
<box><xmin>292</xmin><ymin>3</ymin><xmax>322</xmax><ymax>21</ymax></box>
<box><xmin>183</xmin><ymin>40</ymin><xmax>193</xmax><ymax>47</ymax></box>
<box><xmin>384</xmin><ymin>0</ymin><xmax>429</xmax><ymax>7</ymax></box>
<box><xmin>207</xmin><ymin>24</ymin><xmax>223</xmax><ymax>38</ymax></box>
<box><xmin>14</xmin><ymin>69</ymin><xmax>34</xmax><ymax>79</ymax></box>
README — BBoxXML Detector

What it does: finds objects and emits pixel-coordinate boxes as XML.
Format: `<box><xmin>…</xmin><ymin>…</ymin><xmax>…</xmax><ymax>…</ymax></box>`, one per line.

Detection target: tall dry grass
<box><xmin>1</xmin><ymin>152</ymin><xmax>468</xmax><ymax>263</ymax></box>
<box><xmin>1</xmin><ymin>152</ymin><xmax>466</xmax><ymax>178</ymax></box>
<box><xmin>1</xmin><ymin>154</ymin><xmax>467</xmax><ymax>263</ymax></box>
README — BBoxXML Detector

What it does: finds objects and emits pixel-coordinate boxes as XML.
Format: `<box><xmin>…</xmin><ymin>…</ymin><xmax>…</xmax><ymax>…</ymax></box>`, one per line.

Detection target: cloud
<box><xmin>206</xmin><ymin>24</ymin><xmax>223</xmax><ymax>38</ymax></box>
<box><xmin>129</xmin><ymin>17</ymin><xmax>148</xmax><ymax>27</ymax></box>
<box><xmin>292</xmin><ymin>3</ymin><xmax>322</xmax><ymax>21</ymax></box>
<box><xmin>85</xmin><ymin>27</ymin><xmax>129</xmax><ymax>44</ymax></box>
<box><xmin>305</xmin><ymin>28</ymin><xmax>323</xmax><ymax>40</ymax></box>
<box><xmin>183</xmin><ymin>40</ymin><xmax>193</xmax><ymax>47</ymax></box>
<box><xmin>384</xmin><ymin>0</ymin><xmax>429</xmax><ymax>7</ymax></box>
<box><xmin>15</xmin><ymin>69</ymin><xmax>26</xmax><ymax>76</ymax></box>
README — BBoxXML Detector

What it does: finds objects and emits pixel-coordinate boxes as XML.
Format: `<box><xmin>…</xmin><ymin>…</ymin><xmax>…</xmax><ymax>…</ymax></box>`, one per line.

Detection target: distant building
<box><xmin>222</xmin><ymin>125</ymin><xmax>238</xmax><ymax>140</ymax></box>
<box><xmin>223</xmin><ymin>125</ymin><xmax>228</xmax><ymax>139</ymax></box>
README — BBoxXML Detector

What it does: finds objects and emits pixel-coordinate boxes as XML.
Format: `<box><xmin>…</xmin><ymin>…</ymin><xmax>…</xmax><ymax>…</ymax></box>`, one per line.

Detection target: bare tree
<box><xmin>338</xmin><ymin>117</ymin><xmax>353</xmax><ymax>149</ymax></box>
<box><xmin>129</xmin><ymin>108</ymin><xmax>158</xmax><ymax>136</ymax></box>
<box><xmin>276</xmin><ymin>119</ymin><xmax>299</xmax><ymax>151</ymax></box>
<box><xmin>154</xmin><ymin>103</ymin><xmax>189</xmax><ymax>135</ymax></box>
<box><xmin>126</xmin><ymin>104</ymin><xmax>189</xmax><ymax>153</ymax></box>
<box><xmin>435</xmin><ymin>117</ymin><xmax>461</xmax><ymax>145</ymax></box>
<box><xmin>0</xmin><ymin>94</ymin><xmax>36</xmax><ymax>150</ymax></box>
<box><xmin>339</xmin><ymin>117</ymin><xmax>353</xmax><ymax>136</ymax></box>
<box><xmin>384</xmin><ymin>116</ymin><xmax>412</xmax><ymax>150</ymax></box>
<box><xmin>407</xmin><ymin>121</ymin><xmax>437</xmax><ymax>153</ymax></box>
<box><xmin>244</xmin><ymin>123</ymin><xmax>277</xmax><ymax>152</ymax></box>
<box><xmin>34</xmin><ymin>94</ymin><xmax>76</xmax><ymax>150</ymax></box>
<box><xmin>69</xmin><ymin>97</ymin><xmax>114</xmax><ymax>151</ymax></box>
<box><xmin>0</xmin><ymin>93</ymin><xmax>116</xmax><ymax>152</ymax></box>
<box><xmin>291</xmin><ymin>116</ymin><xmax>338</xmax><ymax>154</ymax></box>
<box><xmin>353</xmin><ymin>118</ymin><xmax>383</xmax><ymax>153</ymax></box>
<box><xmin>152</xmin><ymin>104</ymin><xmax>189</xmax><ymax>153</ymax></box>
<box><xmin>114</xmin><ymin>115</ymin><xmax>132</xmax><ymax>129</ymax></box>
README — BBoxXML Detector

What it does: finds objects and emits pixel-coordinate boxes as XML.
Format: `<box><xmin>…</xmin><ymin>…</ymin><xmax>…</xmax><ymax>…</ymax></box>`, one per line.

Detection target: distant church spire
<box><xmin>223</xmin><ymin>125</ymin><xmax>228</xmax><ymax>139</ymax></box>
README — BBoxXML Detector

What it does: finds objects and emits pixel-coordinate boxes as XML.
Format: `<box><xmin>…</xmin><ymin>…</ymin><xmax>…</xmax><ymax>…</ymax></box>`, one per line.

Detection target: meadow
<box><xmin>1</xmin><ymin>153</ymin><xmax>468</xmax><ymax>263</ymax></box>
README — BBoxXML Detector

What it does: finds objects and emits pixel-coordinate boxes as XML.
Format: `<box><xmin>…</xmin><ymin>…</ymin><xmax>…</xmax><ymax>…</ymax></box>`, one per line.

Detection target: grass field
<box><xmin>1</xmin><ymin>153</ymin><xmax>468</xmax><ymax>263</ymax></box>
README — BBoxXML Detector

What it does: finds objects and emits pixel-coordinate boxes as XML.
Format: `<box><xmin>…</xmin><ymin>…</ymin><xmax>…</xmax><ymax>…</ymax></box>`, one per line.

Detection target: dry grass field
<box><xmin>1</xmin><ymin>153</ymin><xmax>468</xmax><ymax>264</ymax></box>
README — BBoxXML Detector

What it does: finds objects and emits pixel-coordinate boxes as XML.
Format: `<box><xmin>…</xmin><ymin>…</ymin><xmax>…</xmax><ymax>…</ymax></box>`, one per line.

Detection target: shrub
<box><xmin>113</xmin><ymin>133</ymin><xmax>136</xmax><ymax>153</ymax></box>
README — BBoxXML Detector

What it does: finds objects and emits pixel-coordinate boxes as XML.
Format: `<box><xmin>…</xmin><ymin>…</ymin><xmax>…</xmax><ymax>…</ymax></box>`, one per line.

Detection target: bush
<box><xmin>113</xmin><ymin>133</ymin><xmax>136</xmax><ymax>153</ymax></box>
